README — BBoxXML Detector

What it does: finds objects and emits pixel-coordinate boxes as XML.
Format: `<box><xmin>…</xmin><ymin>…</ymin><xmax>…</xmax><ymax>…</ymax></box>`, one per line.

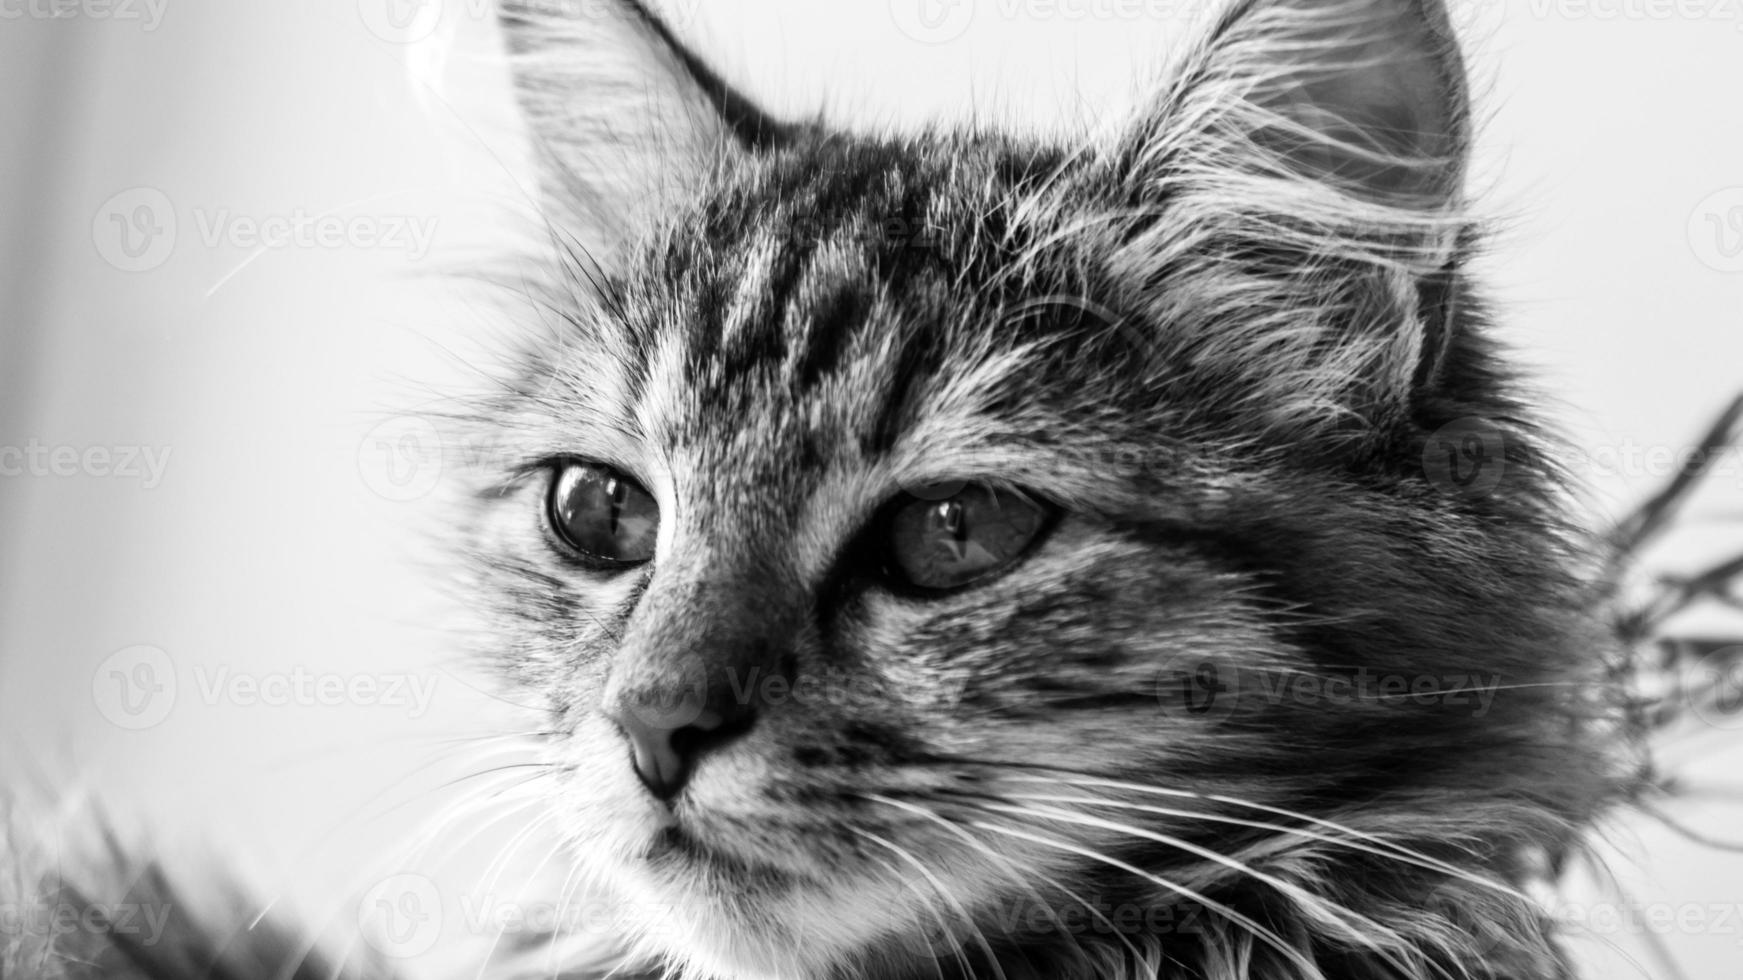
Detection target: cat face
<box><xmin>466</xmin><ymin>2</ymin><xmax>1621</xmax><ymax>978</ymax></box>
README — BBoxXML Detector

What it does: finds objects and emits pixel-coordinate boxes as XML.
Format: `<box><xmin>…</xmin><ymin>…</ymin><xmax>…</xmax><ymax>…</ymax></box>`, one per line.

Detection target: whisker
<box><xmin>1001</xmin><ymin>789</ymin><xmax>1528</xmax><ymax>906</ymax></box>
<box><xmin>969</xmin><ymin>820</ymin><xmax>1324</xmax><ymax>979</ymax></box>
<box><xmin>856</xmin><ymin>849</ymin><xmax>962</xmax><ymax>980</ymax></box>
<box><xmin>849</xmin><ymin>826</ymin><xmax>1010</xmax><ymax>980</ymax></box>
<box><xmin>857</xmin><ymin>792</ymin><xmax>1144</xmax><ymax>972</ymax></box>
<box><xmin>983</xmin><ymin>800</ymin><xmax>1429</xmax><ymax>980</ymax></box>
<box><xmin>1000</xmin><ymin>772</ymin><xmax>1504</xmax><ymax>885</ymax></box>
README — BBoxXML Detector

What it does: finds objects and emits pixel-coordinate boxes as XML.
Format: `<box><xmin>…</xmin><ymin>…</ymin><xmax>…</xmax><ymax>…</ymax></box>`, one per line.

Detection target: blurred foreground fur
<box><xmin>0</xmin><ymin>802</ymin><xmax>387</xmax><ymax>980</ymax></box>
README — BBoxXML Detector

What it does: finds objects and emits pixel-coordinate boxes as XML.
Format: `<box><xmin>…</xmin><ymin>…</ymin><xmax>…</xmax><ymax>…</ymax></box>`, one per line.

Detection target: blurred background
<box><xmin>1</xmin><ymin>0</ymin><xmax>1740</xmax><ymax>977</ymax></box>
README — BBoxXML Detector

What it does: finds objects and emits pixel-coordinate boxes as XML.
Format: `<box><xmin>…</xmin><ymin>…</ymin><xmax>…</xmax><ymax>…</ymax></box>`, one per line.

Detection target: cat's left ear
<box><xmin>1105</xmin><ymin>0</ymin><xmax>1474</xmax><ymax>433</ymax></box>
<box><xmin>1134</xmin><ymin>0</ymin><xmax>1471</xmax><ymax>215</ymax></box>
<box><xmin>499</xmin><ymin>0</ymin><xmax>783</xmax><ymax>269</ymax></box>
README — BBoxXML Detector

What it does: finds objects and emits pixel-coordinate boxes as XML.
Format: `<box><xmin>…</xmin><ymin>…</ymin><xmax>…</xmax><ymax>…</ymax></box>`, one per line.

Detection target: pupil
<box><xmin>938</xmin><ymin>500</ymin><xmax>965</xmax><ymax>541</ymax></box>
<box><xmin>607</xmin><ymin>477</ymin><xmax>628</xmax><ymax>535</ymax></box>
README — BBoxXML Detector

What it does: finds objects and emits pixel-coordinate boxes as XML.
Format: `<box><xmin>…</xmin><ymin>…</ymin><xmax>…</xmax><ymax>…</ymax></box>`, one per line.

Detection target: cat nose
<box><xmin>604</xmin><ymin>689</ymin><xmax>757</xmax><ymax>801</ymax></box>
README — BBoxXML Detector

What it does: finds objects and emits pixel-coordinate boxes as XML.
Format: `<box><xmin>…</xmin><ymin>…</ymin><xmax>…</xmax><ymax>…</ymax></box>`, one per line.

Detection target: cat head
<box><xmin>464</xmin><ymin>1</ymin><xmax>1625</xmax><ymax>977</ymax></box>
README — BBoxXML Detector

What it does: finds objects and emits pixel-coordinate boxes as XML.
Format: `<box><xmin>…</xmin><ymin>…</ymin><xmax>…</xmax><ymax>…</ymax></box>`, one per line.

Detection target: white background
<box><xmin>1</xmin><ymin>1</ymin><xmax>1741</xmax><ymax>977</ymax></box>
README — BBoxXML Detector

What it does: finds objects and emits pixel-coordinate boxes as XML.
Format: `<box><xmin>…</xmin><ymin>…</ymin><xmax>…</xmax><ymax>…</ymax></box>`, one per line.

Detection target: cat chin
<box><xmin>592</xmin><ymin>854</ymin><xmax>940</xmax><ymax>980</ymax></box>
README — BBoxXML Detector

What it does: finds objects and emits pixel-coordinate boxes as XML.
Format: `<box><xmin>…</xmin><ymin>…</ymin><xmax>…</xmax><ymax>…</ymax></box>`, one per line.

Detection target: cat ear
<box><xmin>499</xmin><ymin>0</ymin><xmax>783</xmax><ymax>268</ymax></box>
<box><xmin>1105</xmin><ymin>0</ymin><xmax>1473</xmax><ymax>438</ymax></box>
<box><xmin>1147</xmin><ymin>0</ymin><xmax>1471</xmax><ymax>213</ymax></box>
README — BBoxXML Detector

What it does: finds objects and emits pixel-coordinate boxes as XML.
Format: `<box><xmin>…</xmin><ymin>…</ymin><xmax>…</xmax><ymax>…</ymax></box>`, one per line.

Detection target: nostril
<box><xmin>610</xmin><ymin>712</ymin><xmax>686</xmax><ymax>801</ymax></box>
<box><xmin>607</xmin><ymin>698</ymin><xmax>757</xmax><ymax>801</ymax></box>
<box><xmin>669</xmin><ymin>705</ymin><xmax>757</xmax><ymax>759</ymax></box>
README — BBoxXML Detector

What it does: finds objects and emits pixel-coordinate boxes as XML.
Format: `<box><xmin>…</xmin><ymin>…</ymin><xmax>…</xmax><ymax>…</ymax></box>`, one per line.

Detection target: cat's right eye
<box><xmin>546</xmin><ymin>460</ymin><xmax>659</xmax><ymax>569</ymax></box>
<box><xmin>881</xmin><ymin>483</ymin><xmax>1052</xmax><ymax>593</ymax></box>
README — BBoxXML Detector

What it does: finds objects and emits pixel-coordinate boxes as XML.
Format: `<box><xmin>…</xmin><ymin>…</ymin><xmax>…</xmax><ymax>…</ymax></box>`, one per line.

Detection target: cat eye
<box><xmin>547</xmin><ymin>460</ymin><xmax>659</xmax><ymax>568</ymax></box>
<box><xmin>883</xmin><ymin>483</ymin><xmax>1051</xmax><ymax>592</ymax></box>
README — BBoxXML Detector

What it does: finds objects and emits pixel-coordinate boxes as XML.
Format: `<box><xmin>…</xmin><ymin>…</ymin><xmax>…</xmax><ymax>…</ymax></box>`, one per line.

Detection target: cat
<box><xmin>2</xmin><ymin>0</ymin><xmax>1644</xmax><ymax>978</ymax></box>
<box><xmin>452</xmin><ymin>0</ymin><xmax>1633</xmax><ymax>977</ymax></box>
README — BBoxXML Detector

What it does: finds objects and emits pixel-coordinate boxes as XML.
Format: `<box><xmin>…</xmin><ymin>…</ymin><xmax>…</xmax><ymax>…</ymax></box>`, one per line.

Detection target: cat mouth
<box><xmin>640</xmin><ymin>818</ymin><xmax>817</xmax><ymax>890</ymax></box>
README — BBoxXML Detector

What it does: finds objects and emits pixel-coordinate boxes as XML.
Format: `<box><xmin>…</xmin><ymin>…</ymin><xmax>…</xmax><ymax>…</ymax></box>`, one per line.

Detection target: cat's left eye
<box><xmin>546</xmin><ymin>460</ymin><xmax>659</xmax><ymax>568</ymax></box>
<box><xmin>883</xmin><ymin>483</ymin><xmax>1051</xmax><ymax>592</ymax></box>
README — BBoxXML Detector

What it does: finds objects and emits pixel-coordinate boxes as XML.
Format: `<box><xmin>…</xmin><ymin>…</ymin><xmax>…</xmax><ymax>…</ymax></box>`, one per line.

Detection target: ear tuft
<box><xmin>499</xmin><ymin>0</ymin><xmax>782</xmax><ymax>268</ymax></box>
<box><xmin>1184</xmin><ymin>0</ymin><xmax>1471</xmax><ymax>210</ymax></box>
<box><xmin>1100</xmin><ymin>0</ymin><xmax>1477</xmax><ymax>444</ymax></box>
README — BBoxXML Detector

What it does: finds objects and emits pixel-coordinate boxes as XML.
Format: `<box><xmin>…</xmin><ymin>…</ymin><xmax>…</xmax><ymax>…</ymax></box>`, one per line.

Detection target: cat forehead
<box><xmin>593</xmin><ymin>136</ymin><xmax>1106</xmax><ymax>449</ymax></box>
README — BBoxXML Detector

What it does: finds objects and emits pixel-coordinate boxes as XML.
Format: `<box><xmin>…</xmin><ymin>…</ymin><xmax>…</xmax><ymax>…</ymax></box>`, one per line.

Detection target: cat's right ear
<box><xmin>499</xmin><ymin>0</ymin><xmax>783</xmax><ymax>269</ymax></box>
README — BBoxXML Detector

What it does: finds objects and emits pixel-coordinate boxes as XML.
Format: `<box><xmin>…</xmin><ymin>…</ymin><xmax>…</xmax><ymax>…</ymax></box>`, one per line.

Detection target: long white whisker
<box><xmin>984</xmin><ymin>800</ymin><xmax>1428</xmax><ymax>980</ymax></box>
<box><xmin>856</xmin><ymin>848</ymin><xmax>961</xmax><ymax>980</ymax></box>
<box><xmin>858</xmin><ymin>792</ymin><xmax>1142</xmax><ymax>972</ymax></box>
<box><xmin>850</xmin><ymin>826</ymin><xmax>1010</xmax><ymax>980</ymax></box>
<box><xmin>971</xmin><ymin>820</ymin><xmax>1324</xmax><ymax>979</ymax></box>
<box><xmin>1003</xmin><ymin>789</ymin><xmax>1527</xmax><ymax>906</ymax></box>
<box><xmin>1002</xmin><ymin>774</ymin><xmax>1505</xmax><ymax>889</ymax></box>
